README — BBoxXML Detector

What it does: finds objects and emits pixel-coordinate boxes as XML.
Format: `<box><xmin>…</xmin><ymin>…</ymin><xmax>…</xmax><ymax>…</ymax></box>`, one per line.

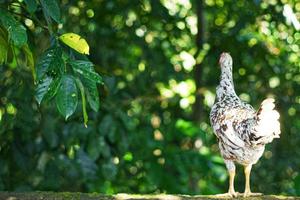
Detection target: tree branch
<box><xmin>192</xmin><ymin>0</ymin><xmax>205</xmax><ymax>122</ymax></box>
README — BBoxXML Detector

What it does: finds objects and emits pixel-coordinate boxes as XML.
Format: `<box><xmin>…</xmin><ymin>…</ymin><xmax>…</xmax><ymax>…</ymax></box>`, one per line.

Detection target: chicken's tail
<box><xmin>251</xmin><ymin>98</ymin><xmax>281</xmax><ymax>145</ymax></box>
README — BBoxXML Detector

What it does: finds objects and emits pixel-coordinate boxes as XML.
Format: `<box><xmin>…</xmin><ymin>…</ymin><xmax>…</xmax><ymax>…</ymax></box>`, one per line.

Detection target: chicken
<box><xmin>209</xmin><ymin>52</ymin><xmax>281</xmax><ymax>197</ymax></box>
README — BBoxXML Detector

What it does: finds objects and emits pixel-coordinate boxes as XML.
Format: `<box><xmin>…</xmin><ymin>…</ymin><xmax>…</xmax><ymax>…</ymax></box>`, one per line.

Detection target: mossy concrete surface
<box><xmin>0</xmin><ymin>192</ymin><xmax>299</xmax><ymax>200</ymax></box>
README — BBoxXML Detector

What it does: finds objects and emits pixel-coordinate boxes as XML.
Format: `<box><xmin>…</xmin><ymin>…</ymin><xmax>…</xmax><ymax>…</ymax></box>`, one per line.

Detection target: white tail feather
<box><xmin>253</xmin><ymin>98</ymin><xmax>281</xmax><ymax>144</ymax></box>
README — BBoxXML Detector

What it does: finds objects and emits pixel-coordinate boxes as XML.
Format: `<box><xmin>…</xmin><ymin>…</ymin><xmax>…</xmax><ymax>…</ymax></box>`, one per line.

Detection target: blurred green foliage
<box><xmin>0</xmin><ymin>0</ymin><xmax>299</xmax><ymax>196</ymax></box>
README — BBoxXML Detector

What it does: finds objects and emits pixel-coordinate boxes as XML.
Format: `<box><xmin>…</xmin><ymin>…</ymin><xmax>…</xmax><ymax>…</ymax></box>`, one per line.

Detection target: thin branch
<box><xmin>38</xmin><ymin>0</ymin><xmax>54</xmax><ymax>35</ymax></box>
<box><xmin>192</xmin><ymin>0</ymin><xmax>205</xmax><ymax>122</ymax></box>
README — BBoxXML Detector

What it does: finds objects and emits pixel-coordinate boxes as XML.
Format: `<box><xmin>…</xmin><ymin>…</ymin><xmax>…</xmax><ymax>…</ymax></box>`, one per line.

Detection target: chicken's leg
<box><xmin>216</xmin><ymin>160</ymin><xmax>237</xmax><ymax>197</ymax></box>
<box><xmin>228</xmin><ymin>169</ymin><xmax>236</xmax><ymax>196</ymax></box>
<box><xmin>243</xmin><ymin>164</ymin><xmax>262</xmax><ymax>197</ymax></box>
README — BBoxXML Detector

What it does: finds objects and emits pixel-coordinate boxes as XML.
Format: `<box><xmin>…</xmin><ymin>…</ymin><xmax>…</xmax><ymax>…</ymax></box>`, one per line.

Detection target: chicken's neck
<box><xmin>216</xmin><ymin>69</ymin><xmax>237</xmax><ymax>101</ymax></box>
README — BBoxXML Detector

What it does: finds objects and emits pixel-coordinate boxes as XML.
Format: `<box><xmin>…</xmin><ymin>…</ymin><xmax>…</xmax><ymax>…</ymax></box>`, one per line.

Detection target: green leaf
<box><xmin>68</xmin><ymin>60</ymin><xmax>101</xmax><ymax>111</ymax></box>
<box><xmin>81</xmin><ymin>77</ymin><xmax>100</xmax><ymax>112</ymax></box>
<box><xmin>0</xmin><ymin>9</ymin><xmax>27</xmax><ymax>46</ymax></box>
<box><xmin>102</xmin><ymin>161</ymin><xmax>117</xmax><ymax>180</ymax></box>
<box><xmin>77</xmin><ymin>149</ymin><xmax>97</xmax><ymax>178</ymax></box>
<box><xmin>56</xmin><ymin>75</ymin><xmax>78</xmax><ymax>120</ymax></box>
<box><xmin>0</xmin><ymin>26</ymin><xmax>6</xmax><ymax>38</ymax></box>
<box><xmin>36</xmin><ymin>46</ymin><xmax>63</xmax><ymax>80</ymax></box>
<box><xmin>22</xmin><ymin>44</ymin><xmax>36</xmax><ymax>82</ymax></box>
<box><xmin>69</xmin><ymin>60</ymin><xmax>102</xmax><ymax>83</ymax></box>
<box><xmin>44</xmin><ymin>77</ymin><xmax>61</xmax><ymax>101</ymax></box>
<box><xmin>87</xmin><ymin>136</ymin><xmax>102</xmax><ymax>161</ymax></box>
<box><xmin>59</xmin><ymin>33</ymin><xmax>90</xmax><ymax>55</ymax></box>
<box><xmin>98</xmin><ymin>115</ymin><xmax>113</xmax><ymax>135</ymax></box>
<box><xmin>75</xmin><ymin>78</ymin><xmax>88</xmax><ymax>127</ymax></box>
<box><xmin>295</xmin><ymin>175</ymin><xmax>300</xmax><ymax>194</ymax></box>
<box><xmin>35</xmin><ymin>76</ymin><xmax>53</xmax><ymax>104</ymax></box>
<box><xmin>24</xmin><ymin>0</ymin><xmax>37</xmax><ymax>13</ymax></box>
<box><xmin>175</xmin><ymin>119</ymin><xmax>200</xmax><ymax>137</ymax></box>
<box><xmin>40</xmin><ymin>0</ymin><xmax>61</xmax><ymax>23</ymax></box>
<box><xmin>0</xmin><ymin>30</ymin><xmax>8</xmax><ymax>64</ymax></box>
<box><xmin>6</xmin><ymin>44</ymin><xmax>14</xmax><ymax>63</ymax></box>
<box><xmin>2</xmin><ymin>26</ymin><xmax>14</xmax><ymax>63</ymax></box>
<box><xmin>36</xmin><ymin>76</ymin><xmax>61</xmax><ymax>105</ymax></box>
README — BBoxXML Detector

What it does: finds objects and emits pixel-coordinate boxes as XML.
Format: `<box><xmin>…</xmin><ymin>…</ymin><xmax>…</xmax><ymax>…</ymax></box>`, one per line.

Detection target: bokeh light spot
<box><xmin>269</xmin><ymin>76</ymin><xmax>280</xmax><ymax>88</ymax></box>
<box><xmin>86</xmin><ymin>9</ymin><xmax>94</xmax><ymax>18</ymax></box>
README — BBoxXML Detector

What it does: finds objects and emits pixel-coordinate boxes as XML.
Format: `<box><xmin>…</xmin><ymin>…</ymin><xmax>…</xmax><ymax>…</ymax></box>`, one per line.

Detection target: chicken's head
<box><xmin>219</xmin><ymin>52</ymin><xmax>232</xmax><ymax>68</ymax></box>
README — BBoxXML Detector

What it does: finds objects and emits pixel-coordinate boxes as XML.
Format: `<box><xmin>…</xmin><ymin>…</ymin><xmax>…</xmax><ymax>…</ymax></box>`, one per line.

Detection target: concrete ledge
<box><xmin>0</xmin><ymin>192</ymin><xmax>299</xmax><ymax>200</ymax></box>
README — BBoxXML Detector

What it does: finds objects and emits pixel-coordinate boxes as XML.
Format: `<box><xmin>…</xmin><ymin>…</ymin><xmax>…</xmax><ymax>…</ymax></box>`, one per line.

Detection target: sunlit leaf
<box><xmin>56</xmin><ymin>75</ymin><xmax>78</xmax><ymax>120</ymax></box>
<box><xmin>59</xmin><ymin>33</ymin><xmax>90</xmax><ymax>55</ymax></box>
<box><xmin>24</xmin><ymin>0</ymin><xmax>37</xmax><ymax>13</ymax></box>
<box><xmin>0</xmin><ymin>9</ymin><xmax>27</xmax><ymax>46</ymax></box>
<box><xmin>40</xmin><ymin>0</ymin><xmax>61</xmax><ymax>23</ymax></box>
<box><xmin>123</xmin><ymin>152</ymin><xmax>133</xmax><ymax>161</ymax></box>
<box><xmin>175</xmin><ymin>118</ymin><xmax>201</xmax><ymax>137</ymax></box>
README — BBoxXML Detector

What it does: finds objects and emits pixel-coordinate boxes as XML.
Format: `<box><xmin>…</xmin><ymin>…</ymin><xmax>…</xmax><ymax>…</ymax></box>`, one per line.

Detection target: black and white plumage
<box><xmin>210</xmin><ymin>52</ymin><xmax>280</xmax><ymax>197</ymax></box>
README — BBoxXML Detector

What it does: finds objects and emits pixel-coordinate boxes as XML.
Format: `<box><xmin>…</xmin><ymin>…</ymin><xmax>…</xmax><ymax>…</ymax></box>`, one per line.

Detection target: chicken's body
<box><xmin>210</xmin><ymin>95</ymin><xmax>265</xmax><ymax>166</ymax></box>
<box><xmin>210</xmin><ymin>53</ymin><xmax>280</xmax><ymax>197</ymax></box>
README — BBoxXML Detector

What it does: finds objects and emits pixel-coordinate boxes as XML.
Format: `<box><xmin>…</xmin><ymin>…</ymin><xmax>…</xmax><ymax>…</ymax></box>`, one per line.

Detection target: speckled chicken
<box><xmin>210</xmin><ymin>52</ymin><xmax>281</xmax><ymax>197</ymax></box>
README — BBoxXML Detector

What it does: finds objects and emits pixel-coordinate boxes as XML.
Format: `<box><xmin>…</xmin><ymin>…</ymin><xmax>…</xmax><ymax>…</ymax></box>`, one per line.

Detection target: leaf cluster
<box><xmin>0</xmin><ymin>0</ymin><xmax>102</xmax><ymax>125</ymax></box>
